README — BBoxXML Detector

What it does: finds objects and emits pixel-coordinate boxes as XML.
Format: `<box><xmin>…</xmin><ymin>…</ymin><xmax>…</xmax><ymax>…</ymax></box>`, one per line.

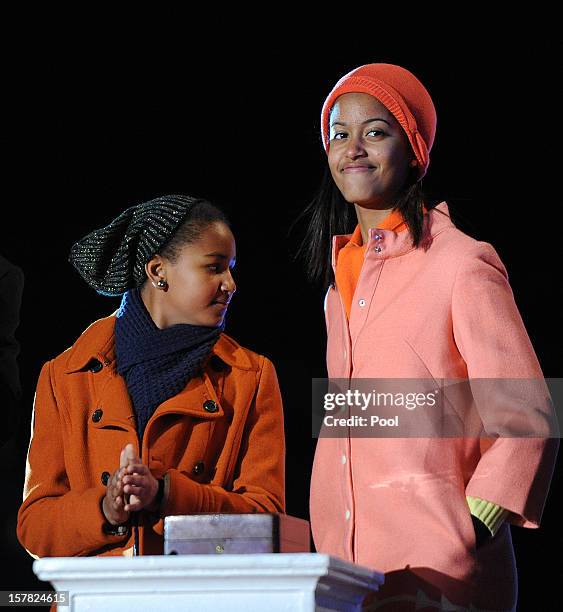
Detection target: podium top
<box><xmin>34</xmin><ymin>552</ymin><xmax>384</xmax><ymax>588</ymax></box>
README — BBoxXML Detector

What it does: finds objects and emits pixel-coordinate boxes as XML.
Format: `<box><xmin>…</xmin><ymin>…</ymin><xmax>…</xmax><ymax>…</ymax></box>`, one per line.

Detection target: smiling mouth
<box><xmin>342</xmin><ymin>166</ymin><xmax>375</xmax><ymax>173</ymax></box>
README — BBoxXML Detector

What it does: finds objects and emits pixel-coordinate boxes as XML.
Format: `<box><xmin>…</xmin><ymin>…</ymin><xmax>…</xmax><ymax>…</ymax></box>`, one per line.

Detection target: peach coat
<box><xmin>310</xmin><ymin>202</ymin><xmax>558</xmax><ymax>610</ymax></box>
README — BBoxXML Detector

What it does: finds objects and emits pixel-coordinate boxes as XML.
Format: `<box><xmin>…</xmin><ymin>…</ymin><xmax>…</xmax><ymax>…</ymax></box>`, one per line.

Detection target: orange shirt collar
<box><xmin>335</xmin><ymin>206</ymin><xmax>428</xmax><ymax>320</ymax></box>
<box><xmin>346</xmin><ymin>205</ymin><xmax>427</xmax><ymax>247</ymax></box>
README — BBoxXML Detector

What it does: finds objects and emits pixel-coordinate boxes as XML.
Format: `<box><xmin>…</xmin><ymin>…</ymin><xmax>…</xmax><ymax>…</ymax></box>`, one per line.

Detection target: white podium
<box><xmin>33</xmin><ymin>553</ymin><xmax>384</xmax><ymax>611</ymax></box>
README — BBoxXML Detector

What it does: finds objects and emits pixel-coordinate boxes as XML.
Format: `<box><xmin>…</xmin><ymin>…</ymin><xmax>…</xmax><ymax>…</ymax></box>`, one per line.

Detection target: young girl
<box><xmin>298</xmin><ymin>64</ymin><xmax>558</xmax><ymax>611</ymax></box>
<box><xmin>17</xmin><ymin>195</ymin><xmax>285</xmax><ymax>559</ymax></box>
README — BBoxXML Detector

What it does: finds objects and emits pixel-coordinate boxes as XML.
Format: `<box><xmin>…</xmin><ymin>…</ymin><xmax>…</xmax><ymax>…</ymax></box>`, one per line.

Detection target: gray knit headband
<box><xmin>69</xmin><ymin>194</ymin><xmax>200</xmax><ymax>296</ymax></box>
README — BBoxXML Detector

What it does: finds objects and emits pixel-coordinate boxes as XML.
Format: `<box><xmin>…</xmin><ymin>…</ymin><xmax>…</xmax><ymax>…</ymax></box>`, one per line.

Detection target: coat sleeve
<box><xmin>162</xmin><ymin>355</ymin><xmax>286</xmax><ymax>515</ymax></box>
<box><xmin>16</xmin><ymin>361</ymin><xmax>130</xmax><ymax>558</ymax></box>
<box><xmin>452</xmin><ymin>242</ymin><xmax>559</xmax><ymax>528</ymax></box>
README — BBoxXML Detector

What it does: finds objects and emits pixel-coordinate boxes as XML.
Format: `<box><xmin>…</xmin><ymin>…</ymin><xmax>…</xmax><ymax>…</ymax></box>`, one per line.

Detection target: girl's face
<box><xmin>162</xmin><ymin>221</ymin><xmax>236</xmax><ymax>327</ymax></box>
<box><xmin>327</xmin><ymin>92</ymin><xmax>414</xmax><ymax>208</ymax></box>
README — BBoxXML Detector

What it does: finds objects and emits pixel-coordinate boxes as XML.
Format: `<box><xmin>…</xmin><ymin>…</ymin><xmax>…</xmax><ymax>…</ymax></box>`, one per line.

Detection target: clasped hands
<box><xmin>102</xmin><ymin>443</ymin><xmax>160</xmax><ymax>526</ymax></box>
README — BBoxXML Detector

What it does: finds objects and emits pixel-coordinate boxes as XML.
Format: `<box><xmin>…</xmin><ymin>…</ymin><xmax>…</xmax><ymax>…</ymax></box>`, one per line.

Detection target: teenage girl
<box><xmin>298</xmin><ymin>63</ymin><xmax>558</xmax><ymax>611</ymax></box>
<box><xmin>17</xmin><ymin>195</ymin><xmax>285</xmax><ymax>561</ymax></box>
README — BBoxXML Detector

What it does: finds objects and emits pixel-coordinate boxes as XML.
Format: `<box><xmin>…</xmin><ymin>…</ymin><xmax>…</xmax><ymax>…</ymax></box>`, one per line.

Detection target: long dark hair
<box><xmin>291</xmin><ymin>163</ymin><xmax>435</xmax><ymax>290</ymax></box>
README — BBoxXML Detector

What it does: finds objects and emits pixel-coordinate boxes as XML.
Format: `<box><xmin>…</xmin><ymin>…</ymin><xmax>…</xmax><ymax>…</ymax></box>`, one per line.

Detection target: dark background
<box><xmin>1</xmin><ymin>33</ymin><xmax>561</xmax><ymax>610</ymax></box>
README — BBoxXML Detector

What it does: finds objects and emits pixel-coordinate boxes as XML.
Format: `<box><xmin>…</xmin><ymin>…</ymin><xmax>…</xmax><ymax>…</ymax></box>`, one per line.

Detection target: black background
<box><xmin>2</xmin><ymin>28</ymin><xmax>561</xmax><ymax>610</ymax></box>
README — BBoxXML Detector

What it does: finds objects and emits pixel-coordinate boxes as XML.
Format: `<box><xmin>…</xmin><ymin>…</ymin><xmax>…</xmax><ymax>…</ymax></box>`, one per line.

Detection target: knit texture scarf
<box><xmin>114</xmin><ymin>287</ymin><xmax>225</xmax><ymax>441</ymax></box>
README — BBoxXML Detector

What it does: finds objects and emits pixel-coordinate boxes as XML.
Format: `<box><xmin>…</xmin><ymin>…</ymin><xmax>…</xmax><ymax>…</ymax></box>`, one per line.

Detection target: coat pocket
<box><xmin>403</xmin><ymin>336</ymin><xmax>479</xmax><ymax>438</ymax></box>
<box><xmin>403</xmin><ymin>336</ymin><xmax>441</xmax><ymax>383</ymax></box>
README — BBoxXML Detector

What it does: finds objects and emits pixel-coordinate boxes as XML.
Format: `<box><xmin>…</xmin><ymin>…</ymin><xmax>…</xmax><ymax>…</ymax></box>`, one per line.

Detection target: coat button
<box><xmin>358</xmin><ymin>299</ymin><xmax>366</xmax><ymax>307</ymax></box>
<box><xmin>192</xmin><ymin>461</ymin><xmax>205</xmax><ymax>475</ymax></box>
<box><xmin>203</xmin><ymin>400</ymin><xmax>218</xmax><ymax>413</ymax></box>
<box><xmin>88</xmin><ymin>359</ymin><xmax>103</xmax><ymax>373</ymax></box>
<box><xmin>101</xmin><ymin>471</ymin><xmax>110</xmax><ymax>486</ymax></box>
<box><xmin>374</xmin><ymin>245</ymin><xmax>382</xmax><ymax>253</ymax></box>
<box><xmin>92</xmin><ymin>408</ymin><xmax>103</xmax><ymax>423</ymax></box>
<box><xmin>374</xmin><ymin>234</ymin><xmax>383</xmax><ymax>240</ymax></box>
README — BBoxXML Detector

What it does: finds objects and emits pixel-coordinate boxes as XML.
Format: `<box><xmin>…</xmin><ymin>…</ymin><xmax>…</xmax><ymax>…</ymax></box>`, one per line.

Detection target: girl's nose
<box><xmin>221</xmin><ymin>269</ymin><xmax>236</xmax><ymax>294</ymax></box>
<box><xmin>345</xmin><ymin>132</ymin><xmax>367</xmax><ymax>158</ymax></box>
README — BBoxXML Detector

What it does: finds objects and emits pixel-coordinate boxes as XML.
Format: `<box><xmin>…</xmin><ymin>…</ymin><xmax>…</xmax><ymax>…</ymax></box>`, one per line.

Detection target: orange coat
<box><xmin>17</xmin><ymin>312</ymin><xmax>285</xmax><ymax>558</ymax></box>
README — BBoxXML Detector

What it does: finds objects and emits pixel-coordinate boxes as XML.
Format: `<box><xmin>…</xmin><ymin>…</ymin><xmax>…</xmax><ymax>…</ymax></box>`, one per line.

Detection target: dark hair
<box><xmin>140</xmin><ymin>199</ymin><xmax>230</xmax><ymax>286</ymax></box>
<box><xmin>291</xmin><ymin>165</ymin><xmax>435</xmax><ymax>290</ymax></box>
<box><xmin>159</xmin><ymin>199</ymin><xmax>230</xmax><ymax>263</ymax></box>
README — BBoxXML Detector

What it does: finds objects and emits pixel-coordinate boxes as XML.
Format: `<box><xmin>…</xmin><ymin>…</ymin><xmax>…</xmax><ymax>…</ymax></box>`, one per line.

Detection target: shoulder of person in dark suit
<box><xmin>0</xmin><ymin>254</ymin><xmax>24</xmax><ymax>447</ymax></box>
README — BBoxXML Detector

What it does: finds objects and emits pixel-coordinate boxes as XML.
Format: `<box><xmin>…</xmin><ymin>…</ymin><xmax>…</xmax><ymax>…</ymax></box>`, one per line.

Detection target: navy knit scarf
<box><xmin>114</xmin><ymin>287</ymin><xmax>225</xmax><ymax>441</ymax></box>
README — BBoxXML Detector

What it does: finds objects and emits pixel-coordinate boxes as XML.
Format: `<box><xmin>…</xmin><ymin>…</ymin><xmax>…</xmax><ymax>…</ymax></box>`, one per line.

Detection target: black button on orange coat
<box><xmin>88</xmin><ymin>359</ymin><xmax>103</xmax><ymax>373</ymax></box>
<box><xmin>203</xmin><ymin>400</ymin><xmax>218</xmax><ymax>413</ymax></box>
<box><xmin>92</xmin><ymin>409</ymin><xmax>103</xmax><ymax>423</ymax></box>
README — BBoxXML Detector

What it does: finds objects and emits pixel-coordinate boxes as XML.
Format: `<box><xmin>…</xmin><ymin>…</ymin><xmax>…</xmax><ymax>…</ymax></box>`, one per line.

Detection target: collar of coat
<box><xmin>64</xmin><ymin>314</ymin><xmax>256</xmax><ymax>374</ymax></box>
<box><xmin>331</xmin><ymin>200</ymin><xmax>455</xmax><ymax>274</ymax></box>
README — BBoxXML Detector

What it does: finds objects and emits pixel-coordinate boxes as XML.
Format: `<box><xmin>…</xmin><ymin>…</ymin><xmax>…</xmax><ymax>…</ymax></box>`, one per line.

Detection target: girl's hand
<box><xmin>121</xmin><ymin>443</ymin><xmax>141</xmax><ymax>509</ymax></box>
<box><xmin>102</xmin><ymin>466</ymin><xmax>130</xmax><ymax>525</ymax></box>
<box><xmin>122</xmin><ymin>462</ymin><xmax>160</xmax><ymax>512</ymax></box>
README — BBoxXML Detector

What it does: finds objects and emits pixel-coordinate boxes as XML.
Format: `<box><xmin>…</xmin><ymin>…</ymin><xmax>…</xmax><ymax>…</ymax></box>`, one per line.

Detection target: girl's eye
<box><xmin>331</xmin><ymin>129</ymin><xmax>385</xmax><ymax>141</ymax></box>
<box><xmin>207</xmin><ymin>265</ymin><xmax>220</xmax><ymax>272</ymax></box>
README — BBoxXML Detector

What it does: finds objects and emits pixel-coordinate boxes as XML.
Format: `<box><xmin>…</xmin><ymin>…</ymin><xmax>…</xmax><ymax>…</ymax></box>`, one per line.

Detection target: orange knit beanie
<box><xmin>320</xmin><ymin>63</ymin><xmax>437</xmax><ymax>180</ymax></box>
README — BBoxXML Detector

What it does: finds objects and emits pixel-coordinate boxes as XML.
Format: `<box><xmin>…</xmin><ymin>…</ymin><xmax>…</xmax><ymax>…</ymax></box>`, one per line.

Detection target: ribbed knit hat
<box><xmin>69</xmin><ymin>194</ymin><xmax>201</xmax><ymax>296</ymax></box>
<box><xmin>321</xmin><ymin>63</ymin><xmax>437</xmax><ymax>179</ymax></box>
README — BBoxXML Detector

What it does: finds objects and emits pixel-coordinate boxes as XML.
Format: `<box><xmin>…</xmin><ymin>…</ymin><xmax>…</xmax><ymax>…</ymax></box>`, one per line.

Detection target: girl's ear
<box><xmin>144</xmin><ymin>256</ymin><xmax>166</xmax><ymax>286</ymax></box>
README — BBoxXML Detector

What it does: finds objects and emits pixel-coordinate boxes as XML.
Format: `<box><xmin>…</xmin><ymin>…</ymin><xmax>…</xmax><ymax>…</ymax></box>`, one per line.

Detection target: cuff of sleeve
<box><xmin>466</xmin><ymin>495</ymin><xmax>510</xmax><ymax>537</ymax></box>
<box><xmin>99</xmin><ymin>496</ymin><xmax>131</xmax><ymax>538</ymax></box>
<box><xmin>162</xmin><ymin>470</ymin><xmax>202</xmax><ymax>515</ymax></box>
